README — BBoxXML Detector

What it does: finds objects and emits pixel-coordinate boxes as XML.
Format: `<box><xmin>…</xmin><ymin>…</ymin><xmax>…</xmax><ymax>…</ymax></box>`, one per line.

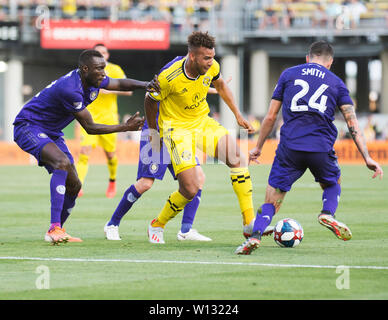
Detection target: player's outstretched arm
<box><xmin>105</xmin><ymin>75</ymin><xmax>160</xmax><ymax>93</ymax></box>
<box><xmin>249</xmin><ymin>99</ymin><xmax>282</xmax><ymax>164</ymax></box>
<box><xmin>144</xmin><ymin>93</ymin><xmax>161</xmax><ymax>153</ymax></box>
<box><xmin>75</xmin><ymin>108</ymin><xmax>144</xmax><ymax>134</ymax></box>
<box><xmin>207</xmin><ymin>76</ymin><xmax>232</xmax><ymax>95</ymax></box>
<box><xmin>212</xmin><ymin>77</ymin><xmax>254</xmax><ymax>133</ymax></box>
<box><xmin>339</xmin><ymin>104</ymin><xmax>383</xmax><ymax>179</ymax></box>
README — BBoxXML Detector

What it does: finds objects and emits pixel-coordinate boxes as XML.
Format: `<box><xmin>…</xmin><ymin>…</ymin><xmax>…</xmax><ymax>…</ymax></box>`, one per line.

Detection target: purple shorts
<box><xmin>136</xmin><ymin>133</ymin><xmax>199</xmax><ymax>181</ymax></box>
<box><xmin>268</xmin><ymin>143</ymin><xmax>341</xmax><ymax>192</ymax></box>
<box><xmin>13</xmin><ymin>122</ymin><xmax>74</xmax><ymax>174</ymax></box>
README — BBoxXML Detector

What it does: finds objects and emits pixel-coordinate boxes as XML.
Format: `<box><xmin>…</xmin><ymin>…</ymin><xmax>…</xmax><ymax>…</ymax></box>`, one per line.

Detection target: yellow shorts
<box><xmin>80</xmin><ymin>126</ymin><xmax>117</xmax><ymax>153</ymax></box>
<box><xmin>162</xmin><ymin>116</ymin><xmax>229</xmax><ymax>175</ymax></box>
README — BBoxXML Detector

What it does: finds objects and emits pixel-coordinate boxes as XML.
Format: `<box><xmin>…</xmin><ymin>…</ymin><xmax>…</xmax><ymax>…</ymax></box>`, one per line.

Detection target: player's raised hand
<box><xmin>365</xmin><ymin>157</ymin><xmax>384</xmax><ymax>179</ymax></box>
<box><xmin>146</xmin><ymin>75</ymin><xmax>160</xmax><ymax>93</ymax></box>
<box><xmin>124</xmin><ymin>112</ymin><xmax>144</xmax><ymax>131</ymax></box>
<box><xmin>249</xmin><ymin>146</ymin><xmax>261</xmax><ymax>164</ymax></box>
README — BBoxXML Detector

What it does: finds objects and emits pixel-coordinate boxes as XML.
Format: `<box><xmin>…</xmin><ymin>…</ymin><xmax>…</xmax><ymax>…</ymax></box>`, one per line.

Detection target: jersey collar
<box><xmin>183</xmin><ymin>58</ymin><xmax>200</xmax><ymax>81</ymax></box>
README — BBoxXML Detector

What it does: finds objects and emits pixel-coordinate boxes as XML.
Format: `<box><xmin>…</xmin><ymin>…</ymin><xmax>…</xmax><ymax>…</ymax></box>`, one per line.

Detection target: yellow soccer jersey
<box><xmin>149</xmin><ymin>55</ymin><xmax>220</xmax><ymax>132</ymax></box>
<box><xmin>88</xmin><ymin>62</ymin><xmax>126</xmax><ymax>124</ymax></box>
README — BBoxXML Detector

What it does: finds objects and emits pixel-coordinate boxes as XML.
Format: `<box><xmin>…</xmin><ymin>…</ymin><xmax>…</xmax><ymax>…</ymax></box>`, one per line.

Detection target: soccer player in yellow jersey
<box><xmin>145</xmin><ymin>31</ymin><xmax>256</xmax><ymax>244</ymax></box>
<box><xmin>76</xmin><ymin>44</ymin><xmax>133</xmax><ymax>198</ymax></box>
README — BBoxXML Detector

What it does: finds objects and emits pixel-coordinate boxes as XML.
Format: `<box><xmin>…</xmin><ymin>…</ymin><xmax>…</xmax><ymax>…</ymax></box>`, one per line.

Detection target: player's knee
<box><xmin>197</xmin><ymin>169</ymin><xmax>206</xmax><ymax>188</ymax></box>
<box><xmin>180</xmin><ymin>183</ymin><xmax>199</xmax><ymax>200</ymax></box>
<box><xmin>53</xmin><ymin>156</ymin><xmax>72</xmax><ymax>172</ymax></box>
<box><xmin>135</xmin><ymin>178</ymin><xmax>154</xmax><ymax>194</ymax></box>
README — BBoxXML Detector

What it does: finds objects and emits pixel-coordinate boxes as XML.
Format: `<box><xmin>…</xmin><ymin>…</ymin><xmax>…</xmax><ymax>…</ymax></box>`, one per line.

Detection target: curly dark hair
<box><xmin>188</xmin><ymin>31</ymin><xmax>216</xmax><ymax>51</ymax></box>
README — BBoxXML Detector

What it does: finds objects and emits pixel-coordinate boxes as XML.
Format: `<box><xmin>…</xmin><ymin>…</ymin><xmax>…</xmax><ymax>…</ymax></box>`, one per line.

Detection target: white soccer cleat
<box><xmin>104</xmin><ymin>223</ymin><xmax>121</xmax><ymax>241</ymax></box>
<box><xmin>235</xmin><ymin>237</ymin><xmax>261</xmax><ymax>255</ymax></box>
<box><xmin>177</xmin><ymin>229</ymin><xmax>212</xmax><ymax>241</ymax></box>
<box><xmin>243</xmin><ymin>218</ymin><xmax>274</xmax><ymax>238</ymax></box>
<box><xmin>148</xmin><ymin>221</ymin><xmax>165</xmax><ymax>244</ymax></box>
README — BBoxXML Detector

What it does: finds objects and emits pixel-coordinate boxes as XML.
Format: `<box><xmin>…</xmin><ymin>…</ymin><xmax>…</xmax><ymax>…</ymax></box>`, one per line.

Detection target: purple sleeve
<box><xmin>272</xmin><ymin>70</ymin><xmax>288</xmax><ymax>101</ymax></box>
<box><xmin>100</xmin><ymin>76</ymin><xmax>110</xmax><ymax>89</ymax></box>
<box><xmin>60</xmin><ymin>87</ymin><xmax>86</xmax><ymax>113</ymax></box>
<box><xmin>336</xmin><ymin>79</ymin><xmax>353</xmax><ymax>107</ymax></box>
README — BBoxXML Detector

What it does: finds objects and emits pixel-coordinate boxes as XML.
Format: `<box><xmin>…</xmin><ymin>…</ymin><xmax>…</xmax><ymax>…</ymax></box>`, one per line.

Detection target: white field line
<box><xmin>0</xmin><ymin>256</ymin><xmax>388</xmax><ymax>270</ymax></box>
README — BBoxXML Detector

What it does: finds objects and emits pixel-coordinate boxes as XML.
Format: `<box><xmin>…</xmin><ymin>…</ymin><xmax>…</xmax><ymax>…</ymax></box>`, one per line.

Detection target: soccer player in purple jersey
<box><xmin>235</xmin><ymin>40</ymin><xmax>383</xmax><ymax>255</ymax></box>
<box><xmin>104</xmin><ymin>119</ymin><xmax>211</xmax><ymax>241</ymax></box>
<box><xmin>13</xmin><ymin>49</ymin><xmax>159</xmax><ymax>245</ymax></box>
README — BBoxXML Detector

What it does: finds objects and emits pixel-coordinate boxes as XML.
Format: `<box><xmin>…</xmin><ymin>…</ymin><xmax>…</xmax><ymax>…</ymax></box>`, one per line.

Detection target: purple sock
<box><xmin>108</xmin><ymin>184</ymin><xmax>141</xmax><ymax>226</ymax></box>
<box><xmin>49</xmin><ymin>169</ymin><xmax>68</xmax><ymax>230</ymax></box>
<box><xmin>61</xmin><ymin>194</ymin><xmax>77</xmax><ymax>226</ymax></box>
<box><xmin>252</xmin><ymin>203</ymin><xmax>275</xmax><ymax>236</ymax></box>
<box><xmin>322</xmin><ymin>183</ymin><xmax>341</xmax><ymax>216</ymax></box>
<box><xmin>181</xmin><ymin>189</ymin><xmax>202</xmax><ymax>233</ymax></box>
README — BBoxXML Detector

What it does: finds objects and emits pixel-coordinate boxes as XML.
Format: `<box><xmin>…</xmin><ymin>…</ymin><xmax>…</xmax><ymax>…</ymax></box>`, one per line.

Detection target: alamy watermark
<box><xmin>35</xmin><ymin>265</ymin><xmax>50</xmax><ymax>289</ymax></box>
<box><xmin>335</xmin><ymin>266</ymin><xmax>350</xmax><ymax>290</ymax></box>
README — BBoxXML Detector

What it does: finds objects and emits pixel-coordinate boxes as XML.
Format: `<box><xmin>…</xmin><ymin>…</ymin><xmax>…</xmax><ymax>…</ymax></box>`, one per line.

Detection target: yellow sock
<box><xmin>107</xmin><ymin>156</ymin><xmax>118</xmax><ymax>181</ymax></box>
<box><xmin>230</xmin><ymin>167</ymin><xmax>254</xmax><ymax>226</ymax></box>
<box><xmin>76</xmin><ymin>154</ymin><xmax>89</xmax><ymax>184</ymax></box>
<box><xmin>152</xmin><ymin>191</ymin><xmax>191</xmax><ymax>227</ymax></box>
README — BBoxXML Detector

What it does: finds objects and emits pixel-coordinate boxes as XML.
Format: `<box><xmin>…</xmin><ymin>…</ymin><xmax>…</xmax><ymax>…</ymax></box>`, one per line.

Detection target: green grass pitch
<box><xmin>0</xmin><ymin>163</ymin><xmax>387</xmax><ymax>300</ymax></box>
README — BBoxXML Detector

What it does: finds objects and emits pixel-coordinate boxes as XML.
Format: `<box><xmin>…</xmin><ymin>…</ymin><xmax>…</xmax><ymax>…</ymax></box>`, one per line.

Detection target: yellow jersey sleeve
<box><xmin>210</xmin><ymin>60</ymin><xmax>220</xmax><ymax>81</ymax></box>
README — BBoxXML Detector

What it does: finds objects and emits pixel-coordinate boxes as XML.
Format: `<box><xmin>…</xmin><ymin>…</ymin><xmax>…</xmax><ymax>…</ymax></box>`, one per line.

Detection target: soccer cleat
<box><xmin>235</xmin><ymin>237</ymin><xmax>261</xmax><ymax>255</ymax></box>
<box><xmin>62</xmin><ymin>229</ymin><xmax>83</xmax><ymax>242</ymax></box>
<box><xmin>78</xmin><ymin>188</ymin><xmax>84</xmax><ymax>198</ymax></box>
<box><xmin>318</xmin><ymin>213</ymin><xmax>352</xmax><ymax>241</ymax></box>
<box><xmin>148</xmin><ymin>219</ymin><xmax>165</xmax><ymax>244</ymax></box>
<box><xmin>243</xmin><ymin>219</ymin><xmax>255</xmax><ymax>238</ymax></box>
<box><xmin>106</xmin><ymin>181</ymin><xmax>116</xmax><ymax>198</ymax></box>
<box><xmin>177</xmin><ymin>229</ymin><xmax>212</xmax><ymax>241</ymax></box>
<box><xmin>44</xmin><ymin>226</ymin><xmax>70</xmax><ymax>245</ymax></box>
<box><xmin>104</xmin><ymin>223</ymin><xmax>121</xmax><ymax>241</ymax></box>
<box><xmin>243</xmin><ymin>218</ymin><xmax>274</xmax><ymax>238</ymax></box>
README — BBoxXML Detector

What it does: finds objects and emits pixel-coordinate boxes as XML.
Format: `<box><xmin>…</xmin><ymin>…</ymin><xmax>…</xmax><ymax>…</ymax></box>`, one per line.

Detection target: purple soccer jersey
<box><xmin>272</xmin><ymin>62</ymin><xmax>353</xmax><ymax>152</ymax></box>
<box><xmin>14</xmin><ymin>69</ymin><xmax>110</xmax><ymax>137</ymax></box>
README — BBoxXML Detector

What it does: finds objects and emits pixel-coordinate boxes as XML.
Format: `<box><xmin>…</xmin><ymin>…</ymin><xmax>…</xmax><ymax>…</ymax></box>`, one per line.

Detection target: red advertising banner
<box><xmin>40</xmin><ymin>20</ymin><xmax>170</xmax><ymax>50</ymax></box>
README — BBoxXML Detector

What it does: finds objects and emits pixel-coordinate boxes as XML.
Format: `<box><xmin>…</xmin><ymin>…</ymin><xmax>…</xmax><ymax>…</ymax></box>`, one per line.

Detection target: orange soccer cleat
<box><xmin>106</xmin><ymin>180</ymin><xmax>116</xmax><ymax>198</ymax></box>
<box><xmin>62</xmin><ymin>229</ymin><xmax>83</xmax><ymax>242</ymax></box>
<box><xmin>45</xmin><ymin>226</ymin><xmax>70</xmax><ymax>245</ymax></box>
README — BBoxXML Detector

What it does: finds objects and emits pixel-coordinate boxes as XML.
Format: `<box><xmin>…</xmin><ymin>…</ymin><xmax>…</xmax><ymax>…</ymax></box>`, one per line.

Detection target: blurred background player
<box><xmin>103</xmin><ymin>78</ymin><xmax>232</xmax><ymax>241</ymax></box>
<box><xmin>235</xmin><ymin>40</ymin><xmax>383</xmax><ymax>255</ymax></box>
<box><xmin>13</xmin><ymin>49</ymin><xmax>159</xmax><ymax>245</ymax></box>
<box><xmin>76</xmin><ymin>43</ymin><xmax>133</xmax><ymax>199</ymax></box>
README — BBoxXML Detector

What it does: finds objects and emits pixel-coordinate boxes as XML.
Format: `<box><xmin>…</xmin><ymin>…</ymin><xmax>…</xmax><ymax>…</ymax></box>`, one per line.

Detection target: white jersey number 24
<box><xmin>290</xmin><ymin>79</ymin><xmax>328</xmax><ymax>113</ymax></box>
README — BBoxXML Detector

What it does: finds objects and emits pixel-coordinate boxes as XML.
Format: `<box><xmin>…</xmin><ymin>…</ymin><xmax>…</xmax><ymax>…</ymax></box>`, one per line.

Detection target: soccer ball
<box><xmin>274</xmin><ymin>218</ymin><xmax>303</xmax><ymax>248</ymax></box>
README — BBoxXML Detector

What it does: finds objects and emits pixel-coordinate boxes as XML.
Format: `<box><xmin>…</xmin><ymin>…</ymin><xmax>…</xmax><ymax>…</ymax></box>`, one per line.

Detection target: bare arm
<box><xmin>99</xmin><ymin>88</ymin><xmax>133</xmax><ymax>96</ymax></box>
<box><xmin>75</xmin><ymin>108</ymin><xmax>144</xmax><ymax>135</ymax></box>
<box><xmin>249</xmin><ymin>99</ymin><xmax>282</xmax><ymax>163</ymax></box>
<box><xmin>339</xmin><ymin>104</ymin><xmax>383</xmax><ymax>179</ymax></box>
<box><xmin>212</xmin><ymin>77</ymin><xmax>254</xmax><ymax>133</ymax></box>
<box><xmin>207</xmin><ymin>76</ymin><xmax>232</xmax><ymax>95</ymax></box>
<box><xmin>105</xmin><ymin>75</ymin><xmax>160</xmax><ymax>93</ymax></box>
<box><xmin>144</xmin><ymin>93</ymin><xmax>161</xmax><ymax>152</ymax></box>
